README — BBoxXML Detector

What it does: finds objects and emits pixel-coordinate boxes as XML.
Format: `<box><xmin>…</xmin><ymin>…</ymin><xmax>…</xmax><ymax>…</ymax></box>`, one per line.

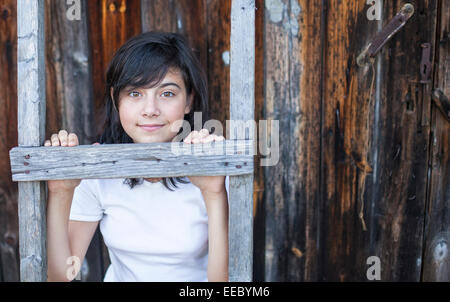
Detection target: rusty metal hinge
<box><xmin>357</xmin><ymin>3</ymin><xmax>415</xmax><ymax>67</ymax></box>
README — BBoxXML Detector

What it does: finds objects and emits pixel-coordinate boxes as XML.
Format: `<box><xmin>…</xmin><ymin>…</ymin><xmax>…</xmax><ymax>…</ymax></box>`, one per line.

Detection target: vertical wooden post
<box><xmin>229</xmin><ymin>0</ymin><xmax>255</xmax><ymax>281</ymax></box>
<box><xmin>17</xmin><ymin>0</ymin><xmax>47</xmax><ymax>281</ymax></box>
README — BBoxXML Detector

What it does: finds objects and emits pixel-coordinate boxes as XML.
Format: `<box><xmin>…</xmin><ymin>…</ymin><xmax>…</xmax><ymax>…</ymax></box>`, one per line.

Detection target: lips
<box><xmin>138</xmin><ymin>124</ymin><xmax>164</xmax><ymax>132</ymax></box>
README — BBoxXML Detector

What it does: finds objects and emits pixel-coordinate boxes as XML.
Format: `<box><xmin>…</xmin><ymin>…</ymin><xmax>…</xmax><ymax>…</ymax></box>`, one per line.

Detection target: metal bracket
<box><xmin>357</xmin><ymin>3</ymin><xmax>415</xmax><ymax>67</ymax></box>
<box><xmin>420</xmin><ymin>43</ymin><xmax>432</xmax><ymax>84</ymax></box>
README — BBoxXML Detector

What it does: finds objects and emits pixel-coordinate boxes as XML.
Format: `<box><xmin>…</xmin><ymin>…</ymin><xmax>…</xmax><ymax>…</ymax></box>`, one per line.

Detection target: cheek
<box><xmin>166</xmin><ymin>102</ymin><xmax>188</xmax><ymax>122</ymax></box>
<box><xmin>118</xmin><ymin>104</ymin><xmax>136</xmax><ymax>126</ymax></box>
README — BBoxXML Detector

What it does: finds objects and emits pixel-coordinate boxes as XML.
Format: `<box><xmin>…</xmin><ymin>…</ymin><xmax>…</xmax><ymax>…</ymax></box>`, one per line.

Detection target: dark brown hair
<box><xmin>96</xmin><ymin>31</ymin><xmax>209</xmax><ymax>191</ymax></box>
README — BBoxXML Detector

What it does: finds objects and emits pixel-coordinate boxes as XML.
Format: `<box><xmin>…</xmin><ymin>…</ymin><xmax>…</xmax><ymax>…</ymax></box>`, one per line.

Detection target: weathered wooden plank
<box><xmin>0</xmin><ymin>0</ymin><xmax>20</xmax><ymax>282</ymax></box>
<box><xmin>263</xmin><ymin>0</ymin><xmax>323</xmax><ymax>281</ymax></box>
<box><xmin>17</xmin><ymin>0</ymin><xmax>47</xmax><ymax>282</ymax></box>
<box><xmin>370</xmin><ymin>0</ymin><xmax>437</xmax><ymax>281</ymax></box>
<box><xmin>10</xmin><ymin>140</ymin><xmax>254</xmax><ymax>181</ymax></box>
<box><xmin>321</xmin><ymin>0</ymin><xmax>436</xmax><ymax>281</ymax></box>
<box><xmin>321</xmin><ymin>0</ymin><xmax>380</xmax><ymax>282</ymax></box>
<box><xmin>141</xmin><ymin>0</ymin><xmax>176</xmax><ymax>32</ymax></box>
<box><xmin>45</xmin><ymin>0</ymin><xmax>96</xmax><ymax>145</ymax></box>
<box><xmin>44</xmin><ymin>0</ymin><xmax>103</xmax><ymax>282</ymax></box>
<box><xmin>422</xmin><ymin>0</ymin><xmax>449</xmax><ymax>281</ymax></box>
<box><xmin>87</xmin><ymin>0</ymin><xmax>142</xmax><ymax>137</ymax></box>
<box><xmin>207</xmin><ymin>0</ymin><xmax>231</xmax><ymax>125</ymax></box>
<box><xmin>229</xmin><ymin>0</ymin><xmax>255</xmax><ymax>282</ymax></box>
<box><xmin>252</xmin><ymin>0</ymin><xmax>266</xmax><ymax>282</ymax></box>
<box><xmin>141</xmin><ymin>0</ymin><xmax>207</xmax><ymax>70</ymax></box>
<box><xmin>263</xmin><ymin>0</ymin><xmax>292</xmax><ymax>281</ymax></box>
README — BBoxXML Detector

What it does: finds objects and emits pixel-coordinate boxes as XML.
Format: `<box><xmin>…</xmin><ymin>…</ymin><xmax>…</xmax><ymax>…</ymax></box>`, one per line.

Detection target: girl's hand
<box><xmin>183</xmin><ymin>129</ymin><xmax>226</xmax><ymax>194</ymax></box>
<box><xmin>44</xmin><ymin>130</ymin><xmax>99</xmax><ymax>193</ymax></box>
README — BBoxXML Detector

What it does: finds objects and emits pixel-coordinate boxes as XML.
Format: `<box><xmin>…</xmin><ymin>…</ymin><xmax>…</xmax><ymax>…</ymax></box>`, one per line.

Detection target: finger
<box><xmin>51</xmin><ymin>133</ymin><xmax>60</xmax><ymax>146</ymax></box>
<box><xmin>68</xmin><ymin>133</ymin><xmax>79</xmax><ymax>146</ymax></box>
<box><xmin>201</xmin><ymin>135</ymin><xmax>215</xmax><ymax>143</ymax></box>
<box><xmin>44</xmin><ymin>140</ymin><xmax>51</xmax><ymax>147</ymax></box>
<box><xmin>189</xmin><ymin>130</ymin><xmax>200</xmax><ymax>143</ymax></box>
<box><xmin>58</xmin><ymin>130</ymin><xmax>69</xmax><ymax>146</ymax></box>
<box><xmin>92</xmin><ymin>142</ymin><xmax>100</xmax><ymax>145</ymax></box>
<box><xmin>184</xmin><ymin>132</ymin><xmax>192</xmax><ymax>144</ymax></box>
<box><xmin>198</xmin><ymin>128</ymin><xmax>209</xmax><ymax>138</ymax></box>
<box><xmin>215</xmin><ymin>135</ymin><xmax>224</xmax><ymax>141</ymax></box>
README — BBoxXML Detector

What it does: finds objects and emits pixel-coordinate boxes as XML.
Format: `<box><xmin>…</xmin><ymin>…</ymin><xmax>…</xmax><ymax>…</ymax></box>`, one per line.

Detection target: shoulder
<box><xmin>76</xmin><ymin>178</ymin><xmax>124</xmax><ymax>194</ymax></box>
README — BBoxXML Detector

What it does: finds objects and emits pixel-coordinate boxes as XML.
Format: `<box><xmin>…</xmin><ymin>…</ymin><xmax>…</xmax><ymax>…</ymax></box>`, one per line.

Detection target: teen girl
<box><xmin>45</xmin><ymin>32</ymin><xmax>229</xmax><ymax>282</ymax></box>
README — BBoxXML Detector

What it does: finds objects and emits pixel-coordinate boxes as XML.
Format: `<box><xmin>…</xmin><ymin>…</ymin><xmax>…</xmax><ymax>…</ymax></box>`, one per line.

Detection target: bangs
<box><xmin>114</xmin><ymin>44</ymin><xmax>188</xmax><ymax>94</ymax></box>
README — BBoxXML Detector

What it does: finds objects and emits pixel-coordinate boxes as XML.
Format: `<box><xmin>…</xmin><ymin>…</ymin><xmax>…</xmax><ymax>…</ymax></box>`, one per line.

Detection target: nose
<box><xmin>141</xmin><ymin>95</ymin><xmax>160</xmax><ymax>117</ymax></box>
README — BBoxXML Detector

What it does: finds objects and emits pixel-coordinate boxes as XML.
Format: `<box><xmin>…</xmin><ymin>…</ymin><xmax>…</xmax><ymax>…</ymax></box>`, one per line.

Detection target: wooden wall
<box><xmin>0</xmin><ymin>0</ymin><xmax>448</xmax><ymax>281</ymax></box>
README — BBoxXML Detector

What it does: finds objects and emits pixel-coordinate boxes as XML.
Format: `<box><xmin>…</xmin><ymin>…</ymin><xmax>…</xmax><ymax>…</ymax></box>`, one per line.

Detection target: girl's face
<box><xmin>116</xmin><ymin>68</ymin><xmax>193</xmax><ymax>143</ymax></box>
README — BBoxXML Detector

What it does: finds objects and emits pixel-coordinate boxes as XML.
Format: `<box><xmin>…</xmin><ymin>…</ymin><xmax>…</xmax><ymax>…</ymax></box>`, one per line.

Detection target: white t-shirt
<box><xmin>69</xmin><ymin>175</ymin><xmax>230</xmax><ymax>282</ymax></box>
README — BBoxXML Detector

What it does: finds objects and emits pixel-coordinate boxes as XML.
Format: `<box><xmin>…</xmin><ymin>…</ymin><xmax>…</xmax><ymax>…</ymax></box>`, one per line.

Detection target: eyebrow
<box><xmin>124</xmin><ymin>82</ymin><xmax>182</xmax><ymax>92</ymax></box>
<box><xmin>158</xmin><ymin>82</ymin><xmax>182</xmax><ymax>90</ymax></box>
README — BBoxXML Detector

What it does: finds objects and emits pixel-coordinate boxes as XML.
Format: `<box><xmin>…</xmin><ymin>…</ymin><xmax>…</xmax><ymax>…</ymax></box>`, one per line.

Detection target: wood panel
<box><xmin>17</xmin><ymin>0</ymin><xmax>47</xmax><ymax>282</ymax></box>
<box><xmin>252</xmin><ymin>0</ymin><xmax>266</xmax><ymax>281</ymax></box>
<box><xmin>228</xmin><ymin>0</ymin><xmax>255</xmax><ymax>281</ymax></box>
<box><xmin>263</xmin><ymin>0</ymin><xmax>323</xmax><ymax>281</ymax></box>
<box><xmin>0</xmin><ymin>0</ymin><xmax>19</xmax><ymax>282</ymax></box>
<box><xmin>44</xmin><ymin>0</ymin><xmax>103</xmax><ymax>282</ymax></box>
<box><xmin>87</xmin><ymin>0</ymin><xmax>142</xmax><ymax>138</ymax></box>
<box><xmin>321</xmin><ymin>0</ymin><xmax>437</xmax><ymax>281</ymax></box>
<box><xmin>10</xmin><ymin>140</ymin><xmax>254</xmax><ymax>181</ymax></box>
<box><xmin>321</xmin><ymin>0</ymin><xmax>380</xmax><ymax>282</ymax></box>
<box><xmin>371</xmin><ymin>0</ymin><xmax>438</xmax><ymax>281</ymax></box>
<box><xmin>141</xmin><ymin>0</ymin><xmax>207</xmax><ymax>71</ymax></box>
<box><xmin>206</xmin><ymin>0</ymin><xmax>230</xmax><ymax>125</ymax></box>
<box><xmin>422</xmin><ymin>0</ymin><xmax>449</xmax><ymax>281</ymax></box>
<box><xmin>45</xmin><ymin>0</ymin><xmax>96</xmax><ymax>144</ymax></box>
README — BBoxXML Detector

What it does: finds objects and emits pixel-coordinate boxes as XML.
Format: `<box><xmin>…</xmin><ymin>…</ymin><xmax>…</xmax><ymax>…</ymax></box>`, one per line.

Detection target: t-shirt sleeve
<box><xmin>69</xmin><ymin>179</ymin><xmax>104</xmax><ymax>222</ymax></box>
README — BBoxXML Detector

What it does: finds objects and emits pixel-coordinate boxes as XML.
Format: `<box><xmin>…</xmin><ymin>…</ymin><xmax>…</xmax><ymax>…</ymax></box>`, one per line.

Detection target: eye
<box><xmin>161</xmin><ymin>91</ymin><xmax>175</xmax><ymax>97</ymax></box>
<box><xmin>128</xmin><ymin>91</ymin><xmax>142</xmax><ymax>98</ymax></box>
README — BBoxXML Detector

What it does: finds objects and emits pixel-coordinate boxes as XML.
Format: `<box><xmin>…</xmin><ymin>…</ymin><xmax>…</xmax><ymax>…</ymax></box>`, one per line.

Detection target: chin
<box><xmin>136</xmin><ymin>137</ymin><xmax>165</xmax><ymax>144</ymax></box>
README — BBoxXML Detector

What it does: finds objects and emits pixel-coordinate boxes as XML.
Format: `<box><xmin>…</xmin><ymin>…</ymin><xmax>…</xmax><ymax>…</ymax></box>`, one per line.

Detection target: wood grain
<box><xmin>17</xmin><ymin>0</ymin><xmax>47</xmax><ymax>282</ymax></box>
<box><xmin>44</xmin><ymin>0</ymin><xmax>103</xmax><ymax>282</ymax></box>
<box><xmin>87</xmin><ymin>0</ymin><xmax>142</xmax><ymax>137</ymax></box>
<box><xmin>321</xmin><ymin>0</ymin><xmax>380</xmax><ymax>282</ymax></box>
<box><xmin>10</xmin><ymin>140</ymin><xmax>254</xmax><ymax>181</ymax></box>
<box><xmin>368</xmin><ymin>0</ymin><xmax>437</xmax><ymax>281</ymax></box>
<box><xmin>207</xmin><ymin>0</ymin><xmax>231</xmax><ymax>125</ymax></box>
<box><xmin>422</xmin><ymin>0</ymin><xmax>450</xmax><ymax>281</ymax></box>
<box><xmin>252</xmin><ymin>0</ymin><xmax>266</xmax><ymax>281</ymax></box>
<box><xmin>0</xmin><ymin>0</ymin><xmax>19</xmax><ymax>282</ymax></box>
<box><xmin>262</xmin><ymin>0</ymin><xmax>323</xmax><ymax>281</ymax></box>
<box><xmin>141</xmin><ymin>0</ymin><xmax>207</xmax><ymax>70</ymax></box>
<box><xmin>228</xmin><ymin>0</ymin><xmax>255</xmax><ymax>282</ymax></box>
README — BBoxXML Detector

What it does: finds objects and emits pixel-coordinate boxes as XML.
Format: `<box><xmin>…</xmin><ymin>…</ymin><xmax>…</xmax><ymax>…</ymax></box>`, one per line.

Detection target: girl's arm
<box><xmin>45</xmin><ymin>131</ymin><xmax>100</xmax><ymax>282</ymax></box>
<box><xmin>47</xmin><ymin>189</ymin><xmax>99</xmax><ymax>281</ymax></box>
<box><xmin>201</xmin><ymin>189</ymin><xmax>229</xmax><ymax>282</ymax></box>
